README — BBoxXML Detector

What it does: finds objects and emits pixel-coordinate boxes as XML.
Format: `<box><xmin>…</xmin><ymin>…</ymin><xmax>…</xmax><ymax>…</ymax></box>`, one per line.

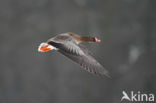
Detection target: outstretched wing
<box><xmin>48</xmin><ymin>41</ymin><xmax>110</xmax><ymax>77</ymax></box>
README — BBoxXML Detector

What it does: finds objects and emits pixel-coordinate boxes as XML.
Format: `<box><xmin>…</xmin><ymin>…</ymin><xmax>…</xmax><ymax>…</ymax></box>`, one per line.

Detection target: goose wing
<box><xmin>48</xmin><ymin>41</ymin><xmax>110</xmax><ymax>77</ymax></box>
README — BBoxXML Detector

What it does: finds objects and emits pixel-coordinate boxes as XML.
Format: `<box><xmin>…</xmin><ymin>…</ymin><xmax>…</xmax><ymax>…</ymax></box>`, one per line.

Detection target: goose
<box><xmin>38</xmin><ymin>32</ymin><xmax>110</xmax><ymax>77</ymax></box>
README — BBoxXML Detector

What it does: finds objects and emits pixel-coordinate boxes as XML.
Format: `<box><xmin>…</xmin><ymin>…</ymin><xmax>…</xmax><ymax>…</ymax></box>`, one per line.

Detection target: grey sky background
<box><xmin>0</xmin><ymin>0</ymin><xmax>156</xmax><ymax>103</ymax></box>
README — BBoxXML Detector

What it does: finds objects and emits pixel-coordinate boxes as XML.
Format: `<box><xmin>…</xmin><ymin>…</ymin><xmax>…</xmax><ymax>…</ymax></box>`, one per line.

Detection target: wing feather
<box><xmin>58</xmin><ymin>44</ymin><xmax>110</xmax><ymax>77</ymax></box>
<box><xmin>48</xmin><ymin>37</ymin><xmax>110</xmax><ymax>77</ymax></box>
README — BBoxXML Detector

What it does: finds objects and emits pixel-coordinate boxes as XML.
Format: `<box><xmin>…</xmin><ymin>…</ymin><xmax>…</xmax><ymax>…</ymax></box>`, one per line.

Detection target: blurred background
<box><xmin>0</xmin><ymin>0</ymin><xmax>156</xmax><ymax>103</ymax></box>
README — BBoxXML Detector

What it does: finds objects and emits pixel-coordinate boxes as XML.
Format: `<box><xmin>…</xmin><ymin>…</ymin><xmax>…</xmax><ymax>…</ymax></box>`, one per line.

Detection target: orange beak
<box><xmin>95</xmin><ymin>37</ymin><xmax>101</xmax><ymax>42</ymax></box>
<box><xmin>40</xmin><ymin>44</ymin><xmax>51</xmax><ymax>52</ymax></box>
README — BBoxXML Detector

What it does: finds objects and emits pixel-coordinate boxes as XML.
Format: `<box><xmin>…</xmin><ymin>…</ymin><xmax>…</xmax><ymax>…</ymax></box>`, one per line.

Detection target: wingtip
<box><xmin>105</xmin><ymin>73</ymin><xmax>111</xmax><ymax>78</ymax></box>
<box><xmin>102</xmin><ymin>70</ymin><xmax>111</xmax><ymax>78</ymax></box>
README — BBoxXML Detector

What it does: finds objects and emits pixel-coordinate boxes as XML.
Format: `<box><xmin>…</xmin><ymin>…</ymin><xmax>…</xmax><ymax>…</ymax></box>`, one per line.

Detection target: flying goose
<box><xmin>38</xmin><ymin>32</ymin><xmax>110</xmax><ymax>77</ymax></box>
